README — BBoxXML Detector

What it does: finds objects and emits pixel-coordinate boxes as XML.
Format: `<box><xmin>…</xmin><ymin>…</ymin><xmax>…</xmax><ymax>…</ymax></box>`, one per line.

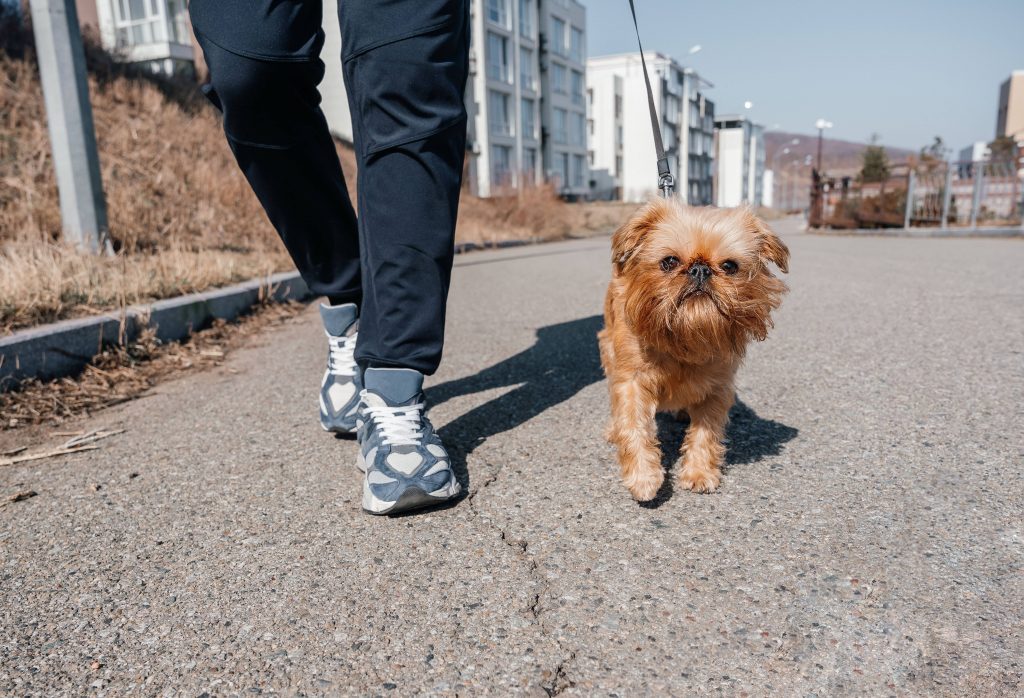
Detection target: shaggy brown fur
<box><xmin>598</xmin><ymin>199</ymin><xmax>790</xmax><ymax>500</ymax></box>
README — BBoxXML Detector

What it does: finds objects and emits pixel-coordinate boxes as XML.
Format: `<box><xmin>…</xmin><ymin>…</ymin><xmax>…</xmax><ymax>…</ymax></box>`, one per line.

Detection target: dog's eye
<box><xmin>721</xmin><ymin>260</ymin><xmax>739</xmax><ymax>274</ymax></box>
<box><xmin>660</xmin><ymin>256</ymin><xmax>681</xmax><ymax>272</ymax></box>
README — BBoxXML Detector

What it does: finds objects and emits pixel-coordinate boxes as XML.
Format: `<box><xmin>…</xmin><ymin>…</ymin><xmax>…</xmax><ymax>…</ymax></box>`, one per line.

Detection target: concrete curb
<box><xmin>453</xmin><ymin>237</ymin><xmax>537</xmax><ymax>254</ymax></box>
<box><xmin>810</xmin><ymin>226</ymin><xmax>1023</xmax><ymax>238</ymax></box>
<box><xmin>1</xmin><ymin>271</ymin><xmax>309</xmax><ymax>390</ymax></box>
<box><xmin>0</xmin><ymin>233</ymin><xmax>594</xmax><ymax>391</ymax></box>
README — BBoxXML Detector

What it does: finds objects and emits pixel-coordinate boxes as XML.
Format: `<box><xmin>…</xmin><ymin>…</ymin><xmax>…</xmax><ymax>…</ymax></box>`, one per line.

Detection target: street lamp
<box><xmin>688</xmin><ymin>44</ymin><xmax>702</xmax><ymax>55</ymax></box>
<box><xmin>815</xmin><ymin>118</ymin><xmax>833</xmax><ymax>173</ymax></box>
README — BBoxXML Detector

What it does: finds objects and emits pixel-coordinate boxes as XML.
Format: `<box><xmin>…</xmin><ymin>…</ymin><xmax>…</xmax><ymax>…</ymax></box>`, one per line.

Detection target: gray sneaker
<box><xmin>357</xmin><ymin>368</ymin><xmax>461</xmax><ymax>515</ymax></box>
<box><xmin>319</xmin><ymin>302</ymin><xmax>361</xmax><ymax>434</ymax></box>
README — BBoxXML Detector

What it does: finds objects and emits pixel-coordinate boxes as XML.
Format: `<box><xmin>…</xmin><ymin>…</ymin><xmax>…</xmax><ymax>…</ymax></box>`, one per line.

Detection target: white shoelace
<box><xmin>363</xmin><ymin>398</ymin><xmax>426</xmax><ymax>446</ymax></box>
<box><xmin>326</xmin><ymin>332</ymin><xmax>358</xmax><ymax>377</ymax></box>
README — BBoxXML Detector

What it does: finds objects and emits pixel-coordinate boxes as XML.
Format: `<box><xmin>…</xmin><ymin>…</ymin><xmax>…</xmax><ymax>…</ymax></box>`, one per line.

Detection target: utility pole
<box><xmin>815</xmin><ymin>118</ymin><xmax>833</xmax><ymax>174</ymax></box>
<box><xmin>29</xmin><ymin>0</ymin><xmax>110</xmax><ymax>254</ymax></box>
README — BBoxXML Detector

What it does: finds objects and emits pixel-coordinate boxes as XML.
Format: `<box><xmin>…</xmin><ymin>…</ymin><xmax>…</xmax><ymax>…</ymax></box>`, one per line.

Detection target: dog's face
<box><xmin>611</xmin><ymin>199</ymin><xmax>790</xmax><ymax>362</ymax></box>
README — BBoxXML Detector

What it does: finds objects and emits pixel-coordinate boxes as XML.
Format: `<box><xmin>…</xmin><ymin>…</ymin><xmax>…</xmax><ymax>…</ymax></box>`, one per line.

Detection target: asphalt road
<box><xmin>2</xmin><ymin>220</ymin><xmax>1022</xmax><ymax>696</ymax></box>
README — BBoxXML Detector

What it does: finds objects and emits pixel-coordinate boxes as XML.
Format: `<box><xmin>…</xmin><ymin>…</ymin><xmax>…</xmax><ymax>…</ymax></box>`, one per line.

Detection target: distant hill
<box><xmin>762</xmin><ymin>132</ymin><xmax>917</xmax><ymax>210</ymax></box>
<box><xmin>764</xmin><ymin>131</ymin><xmax>916</xmax><ymax>177</ymax></box>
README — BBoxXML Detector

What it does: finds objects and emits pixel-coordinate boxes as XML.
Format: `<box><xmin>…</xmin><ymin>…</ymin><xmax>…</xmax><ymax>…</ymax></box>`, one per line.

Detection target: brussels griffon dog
<box><xmin>598</xmin><ymin>199</ymin><xmax>790</xmax><ymax>501</ymax></box>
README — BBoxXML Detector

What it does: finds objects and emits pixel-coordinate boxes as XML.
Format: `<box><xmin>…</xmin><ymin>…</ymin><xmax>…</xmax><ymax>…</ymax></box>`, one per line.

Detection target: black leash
<box><xmin>626</xmin><ymin>0</ymin><xmax>674</xmax><ymax>198</ymax></box>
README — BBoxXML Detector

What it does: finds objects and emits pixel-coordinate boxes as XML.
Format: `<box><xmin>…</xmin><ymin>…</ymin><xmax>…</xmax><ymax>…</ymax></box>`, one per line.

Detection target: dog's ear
<box><xmin>743</xmin><ymin>208</ymin><xmax>789</xmax><ymax>273</ymax></box>
<box><xmin>611</xmin><ymin>198</ymin><xmax>670</xmax><ymax>274</ymax></box>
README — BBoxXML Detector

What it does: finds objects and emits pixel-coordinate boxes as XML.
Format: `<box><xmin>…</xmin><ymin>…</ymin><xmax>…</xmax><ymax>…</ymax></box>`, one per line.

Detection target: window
<box><xmin>614</xmin><ymin>94</ymin><xmax>623</xmax><ymax>119</ymax></box>
<box><xmin>491</xmin><ymin>144</ymin><xmax>512</xmax><ymax>188</ymax></box>
<box><xmin>488</xmin><ymin>90</ymin><xmax>513</xmax><ymax>136</ymax></box>
<box><xmin>587</xmin><ymin>118</ymin><xmax>593</xmax><ymax>136</ymax></box>
<box><xmin>568</xmin><ymin>112</ymin><xmax>585</xmax><ymax>147</ymax></box>
<box><xmin>570</xmin><ymin>70</ymin><xmax>584</xmax><ymax>105</ymax></box>
<box><xmin>551</xmin><ymin>152</ymin><xmax>567</xmax><ymax>186</ymax></box>
<box><xmin>587</xmin><ymin>88</ymin><xmax>593</xmax><ymax>107</ymax></box>
<box><xmin>553</xmin><ymin>108</ymin><xmax>567</xmax><ymax>144</ymax></box>
<box><xmin>617</xmin><ymin>125</ymin><xmax>623</xmax><ymax>145</ymax></box>
<box><xmin>573</xmin><ymin>154</ymin><xmax>585</xmax><ymax>187</ymax></box>
<box><xmin>519</xmin><ymin>47</ymin><xmax>534</xmax><ymax>89</ymax></box>
<box><xmin>550</xmin><ymin>17</ymin><xmax>566</xmax><ymax>56</ymax></box>
<box><xmin>523</xmin><ymin>147</ymin><xmax>537</xmax><ymax>184</ymax></box>
<box><xmin>551</xmin><ymin>63</ymin><xmax>567</xmax><ymax>93</ymax></box>
<box><xmin>518</xmin><ymin>0</ymin><xmax>533</xmax><ymax>37</ymax></box>
<box><xmin>521</xmin><ymin>98</ymin><xmax>536</xmax><ymax>139</ymax></box>
<box><xmin>570</xmin><ymin>26</ymin><xmax>584</xmax><ymax>63</ymax></box>
<box><xmin>615</xmin><ymin>155</ymin><xmax>623</xmax><ymax>175</ymax></box>
<box><xmin>486</xmin><ymin>0</ymin><xmax>508</xmax><ymax>27</ymax></box>
<box><xmin>113</xmin><ymin>0</ymin><xmax>189</xmax><ymax>47</ymax></box>
<box><xmin>486</xmin><ymin>32</ymin><xmax>510</xmax><ymax>83</ymax></box>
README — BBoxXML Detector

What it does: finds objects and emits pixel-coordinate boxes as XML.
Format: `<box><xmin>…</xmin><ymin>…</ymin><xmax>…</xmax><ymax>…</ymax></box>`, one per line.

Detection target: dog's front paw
<box><xmin>623</xmin><ymin>468</ymin><xmax>664</xmax><ymax>501</ymax></box>
<box><xmin>679</xmin><ymin>466</ymin><xmax>720</xmax><ymax>494</ymax></box>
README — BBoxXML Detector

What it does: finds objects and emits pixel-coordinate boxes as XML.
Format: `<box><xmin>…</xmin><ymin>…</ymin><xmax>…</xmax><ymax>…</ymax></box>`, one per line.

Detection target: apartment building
<box><xmin>464</xmin><ymin>0</ymin><xmax>544</xmax><ymax>196</ymax></box>
<box><xmin>714</xmin><ymin>114</ymin><xmax>765</xmax><ymax>207</ymax></box>
<box><xmin>75</xmin><ymin>0</ymin><xmax>197</xmax><ymax>77</ymax></box>
<box><xmin>959</xmin><ymin>141</ymin><xmax>991</xmax><ymax>164</ymax></box>
<box><xmin>996</xmin><ymin>70</ymin><xmax>1024</xmax><ymax>145</ymax></box>
<box><xmin>538</xmin><ymin>0</ymin><xmax>588</xmax><ymax>197</ymax></box>
<box><xmin>586</xmin><ymin>52</ymin><xmax>714</xmax><ymax>204</ymax></box>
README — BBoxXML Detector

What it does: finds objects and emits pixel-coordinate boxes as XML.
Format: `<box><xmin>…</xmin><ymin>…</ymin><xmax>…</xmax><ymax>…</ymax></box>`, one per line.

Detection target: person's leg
<box><xmin>339</xmin><ymin>0</ymin><xmax>469</xmax><ymax>513</ymax></box>
<box><xmin>190</xmin><ymin>2</ymin><xmax>364</xmax><ymax>433</ymax></box>
<box><xmin>189</xmin><ymin>0</ymin><xmax>361</xmax><ymax>304</ymax></box>
<box><xmin>339</xmin><ymin>0</ymin><xmax>470</xmax><ymax>375</ymax></box>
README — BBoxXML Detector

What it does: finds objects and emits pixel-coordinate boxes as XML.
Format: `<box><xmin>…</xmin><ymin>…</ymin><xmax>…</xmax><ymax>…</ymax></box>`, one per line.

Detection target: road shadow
<box><xmin>427</xmin><ymin>315</ymin><xmax>606</xmax><ymax>493</ymax></box>
<box><xmin>640</xmin><ymin>399</ymin><xmax>799</xmax><ymax>508</ymax></box>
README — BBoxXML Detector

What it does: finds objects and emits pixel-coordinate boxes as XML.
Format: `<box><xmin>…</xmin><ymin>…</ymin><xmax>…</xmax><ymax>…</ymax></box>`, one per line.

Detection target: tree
<box><xmin>921</xmin><ymin>136</ymin><xmax>945</xmax><ymax>161</ymax></box>
<box><xmin>988</xmin><ymin>135</ymin><xmax>1018</xmax><ymax>163</ymax></box>
<box><xmin>859</xmin><ymin>134</ymin><xmax>890</xmax><ymax>183</ymax></box>
<box><xmin>919</xmin><ymin>136</ymin><xmax>946</xmax><ymax>175</ymax></box>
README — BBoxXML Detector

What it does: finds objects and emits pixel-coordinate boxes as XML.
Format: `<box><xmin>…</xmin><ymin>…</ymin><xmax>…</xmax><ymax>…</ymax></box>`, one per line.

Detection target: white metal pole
<box><xmin>29</xmin><ymin>0</ymin><xmax>110</xmax><ymax>254</ymax></box>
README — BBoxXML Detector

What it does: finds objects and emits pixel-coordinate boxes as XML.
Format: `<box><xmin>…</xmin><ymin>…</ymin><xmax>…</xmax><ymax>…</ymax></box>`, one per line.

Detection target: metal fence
<box><xmin>809</xmin><ymin>160</ymin><xmax>1023</xmax><ymax>230</ymax></box>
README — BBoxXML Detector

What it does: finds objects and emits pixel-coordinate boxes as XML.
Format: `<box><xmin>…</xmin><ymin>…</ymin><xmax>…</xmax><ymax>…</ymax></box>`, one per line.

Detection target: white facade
<box><xmin>958</xmin><ymin>141</ymin><xmax>991</xmax><ymax>163</ymax></box>
<box><xmin>762</xmin><ymin>169</ymin><xmax>774</xmax><ymax>208</ymax></box>
<box><xmin>586</xmin><ymin>70</ymin><xmax>623</xmax><ymax>200</ymax></box>
<box><xmin>320</xmin><ymin>0</ymin><xmax>354</xmax><ymax>143</ymax></box>
<box><xmin>586</xmin><ymin>52</ymin><xmax>714</xmax><ymax>204</ymax></box>
<box><xmin>539</xmin><ymin>0</ymin><xmax>588</xmax><ymax>197</ymax></box>
<box><xmin>88</xmin><ymin>0</ymin><xmax>194</xmax><ymax>76</ymax></box>
<box><xmin>714</xmin><ymin>114</ymin><xmax>765</xmax><ymax>208</ymax></box>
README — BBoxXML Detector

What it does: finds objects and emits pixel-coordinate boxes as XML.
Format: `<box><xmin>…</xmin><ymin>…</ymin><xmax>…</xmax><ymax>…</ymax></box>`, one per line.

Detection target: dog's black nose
<box><xmin>688</xmin><ymin>262</ymin><xmax>712</xmax><ymax>285</ymax></box>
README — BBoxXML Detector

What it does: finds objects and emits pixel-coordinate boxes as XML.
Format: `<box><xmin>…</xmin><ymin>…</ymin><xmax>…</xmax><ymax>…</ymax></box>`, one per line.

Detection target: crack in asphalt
<box><xmin>463</xmin><ymin>461</ymin><xmax>577</xmax><ymax>694</ymax></box>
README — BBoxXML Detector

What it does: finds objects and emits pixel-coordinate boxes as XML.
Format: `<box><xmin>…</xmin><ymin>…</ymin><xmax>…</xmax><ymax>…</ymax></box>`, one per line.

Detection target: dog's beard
<box><xmin>626</xmin><ymin>276</ymin><xmax>778</xmax><ymax>364</ymax></box>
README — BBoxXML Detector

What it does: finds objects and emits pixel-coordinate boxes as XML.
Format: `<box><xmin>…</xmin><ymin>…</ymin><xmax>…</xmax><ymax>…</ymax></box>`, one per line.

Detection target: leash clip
<box><xmin>659</xmin><ymin>172</ymin><xmax>675</xmax><ymax>198</ymax></box>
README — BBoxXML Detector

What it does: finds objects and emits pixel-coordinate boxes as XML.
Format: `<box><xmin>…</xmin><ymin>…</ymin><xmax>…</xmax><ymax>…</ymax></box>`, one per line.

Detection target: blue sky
<box><xmin>584</xmin><ymin>0</ymin><xmax>1024</xmax><ymax>150</ymax></box>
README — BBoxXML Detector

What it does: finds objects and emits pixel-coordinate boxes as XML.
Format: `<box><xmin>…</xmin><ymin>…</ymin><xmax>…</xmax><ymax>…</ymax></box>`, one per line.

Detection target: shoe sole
<box><xmin>321</xmin><ymin>421</ymin><xmax>357</xmax><ymax>435</ymax></box>
<box><xmin>358</xmin><ymin>451</ymin><xmax>461</xmax><ymax>515</ymax></box>
<box><xmin>361</xmin><ymin>483</ymin><xmax>460</xmax><ymax>516</ymax></box>
<box><xmin>320</xmin><ymin>415</ymin><xmax>357</xmax><ymax>435</ymax></box>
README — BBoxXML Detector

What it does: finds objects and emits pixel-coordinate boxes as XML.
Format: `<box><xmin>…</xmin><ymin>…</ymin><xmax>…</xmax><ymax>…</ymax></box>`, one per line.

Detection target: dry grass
<box><xmin>0</xmin><ymin>300</ymin><xmax>307</xmax><ymax>431</ymax></box>
<box><xmin>457</xmin><ymin>186</ymin><xmax>636</xmax><ymax>246</ymax></box>
<box><xmin>0</xmin><ymin>28</ymin><xmax>635</xmax><ymax>334</ymax></box>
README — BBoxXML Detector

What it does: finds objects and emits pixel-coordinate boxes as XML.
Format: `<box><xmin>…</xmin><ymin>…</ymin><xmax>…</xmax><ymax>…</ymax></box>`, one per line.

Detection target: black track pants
<box><xmin>189</xmin><ymin>0</ymin><xmax>469</xmax><ymax>374</ymax></box>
